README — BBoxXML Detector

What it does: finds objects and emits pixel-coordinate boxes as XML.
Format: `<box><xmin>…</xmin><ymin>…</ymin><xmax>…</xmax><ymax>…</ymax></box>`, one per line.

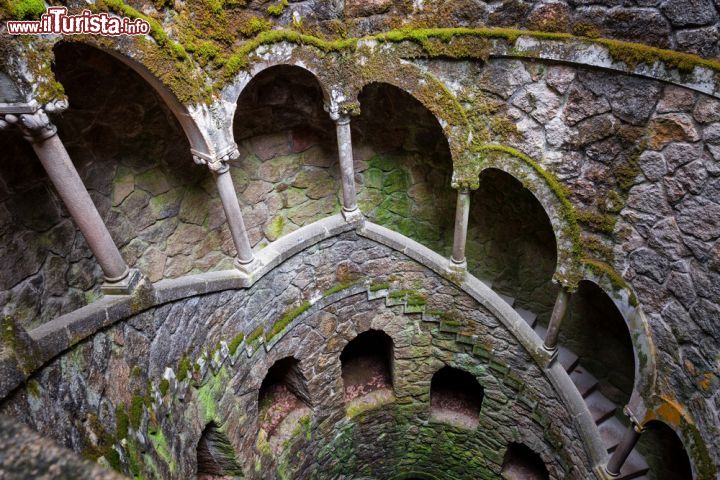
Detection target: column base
<box><xmin>234</xmin><ymin>256</ymin><xmax>261</xmax><ymax>275</ymax></box>
<box><xmin>342</xmin><ymin>207</ymin><xmax>364</xmax><ymax>224</ymax></box>
<box><xmin>101</xmin><ymin>269</ymin><xmax>143</xmax><ymax>295</ymax></box>
<box><xmin>537</xmin><ymin>344</ymin><xmax>559</xmax><ymax>368</ymax></box>
<box><xmin>594</xmin><ymin>464</ymin><xmax>620</xmax><ymax>480</ymax></box>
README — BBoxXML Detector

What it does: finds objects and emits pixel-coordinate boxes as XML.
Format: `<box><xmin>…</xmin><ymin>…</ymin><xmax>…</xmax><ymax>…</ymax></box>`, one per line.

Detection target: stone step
<box><xmin>585</xmin><ymin>390</ymin><xmax>617</xmax><ymax>424</ymax></box>
<box><xmin>597</xmin><ymin>416</ymin><xmax>626</xmax><ymax>452</ymax></box>
<box><xmin>569</xmin><ymin>367</ymin><xmax>599</xmax><ymax>398</ymax></box>
<box><xmin>477</xmin><ymin>276</ymin><xmax>493</xmax><ymax>288</ymax></box>
<box><xmin>495</xmin><ymin>292</ymin><xmax>516</xmax><ymax>307</ymax></box>
<box><xmin>514</xmin><ymin>307</ymin><xmax>537</xmax><ymax>328</ymax></box>
<box><xmin>617</xmin><ymin>449</ymin><xmax>650</xmax><ymax>480</ymax></box>
<box><xmin>558</xmin><ymin>346</ymin><xmax>580</xmax><ymax>372</ymax></box>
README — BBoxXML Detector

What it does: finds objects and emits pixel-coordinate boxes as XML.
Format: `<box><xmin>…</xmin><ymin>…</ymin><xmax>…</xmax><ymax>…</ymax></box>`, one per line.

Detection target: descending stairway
<box><xmin>486</xmin><ymin>282</ymin><xmax>650</xmax><ymax>480</ymax></box>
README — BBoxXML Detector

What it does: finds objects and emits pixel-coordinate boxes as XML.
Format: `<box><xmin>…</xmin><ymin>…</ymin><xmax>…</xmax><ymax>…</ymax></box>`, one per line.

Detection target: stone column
<box><xmin>192</xmin><ymin>149</ymin><xmax>256</xmax><ymax>271</ymax></box>
<box><xmin>605</xmin><ymin>422</ymin><xmax>643</xmax><ymax>477</ymax></box>
<box><xmin>543</xmin><ymin>287</ymin><xmax>571</xmax><ymax>352</ymax></box>
<box><xmin>451</xmin><ymin>188</ymin><xmax>471</xmax><ymax>266</ymax></box>
<box><xmin>328</xmin><ymin>108</ymin><xmax>361</xmax><ymax>222</ymax></box>
<box><xmin>2</xmin><ymin>109</ymin><xmax>140</xmax><ymax>294</ymax></box>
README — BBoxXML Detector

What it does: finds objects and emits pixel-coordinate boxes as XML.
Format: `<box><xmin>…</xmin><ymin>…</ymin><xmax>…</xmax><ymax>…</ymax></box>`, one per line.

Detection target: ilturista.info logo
<box><xmin>5</xmin><ymin>6</ymin><xmax>151</xmax><ymax>35</ymax></box>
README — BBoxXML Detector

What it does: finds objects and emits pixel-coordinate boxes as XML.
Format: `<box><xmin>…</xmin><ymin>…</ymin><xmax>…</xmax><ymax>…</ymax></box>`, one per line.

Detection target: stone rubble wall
<box><xmin>0</xmin><ymin>232</ymin><xmax>595</xmax><ymax>479</ymax></box>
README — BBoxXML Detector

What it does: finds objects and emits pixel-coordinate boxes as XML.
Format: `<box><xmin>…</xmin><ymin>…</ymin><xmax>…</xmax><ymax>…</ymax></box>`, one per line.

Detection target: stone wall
<box><xmin>0</xmin><ymin>233</ymin><xmax>595</xmax><ymax>479</ymax></box>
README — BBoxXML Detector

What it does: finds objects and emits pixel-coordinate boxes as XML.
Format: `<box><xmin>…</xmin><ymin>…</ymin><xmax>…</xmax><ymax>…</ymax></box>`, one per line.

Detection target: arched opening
<box><xmin>562</xmin><ymin>281</ymin><xmax>635</xmax><ymax>406</ymax></box>
<box><xmin>501</xmin><ymin>442</ymin><xmax>550</xmax><ymax>480</ymax></box>
<box><xmin>355</xmin><ymin>82</ymin><xmax>455</xmax><ymax>255</ymax></box>
<box><xmin>340</xmin><ymin>329</ymin><xmax>394</xmax><ymax>402</ymax></box>
<box><xmin>257</xmin><ymin>356</ymin><xmax>312</xmax><ymax>452</ymax></box>
<box><xmin>637</xmin><ymin>421</ymin><xmax>693</xmax><ymax>480</ymax></box>
<box><xmin>467</xmin><ymin>168</ymin><xmax>559</xmax><ymax>323</ymax></box>
<box><xmin>0</xmin><ymin>41</ymin><xmax>204</xmax><ymax>330</ymax></box>
<box><xmin>196</xmin><ymin>421</ymin><xmax>243</xmax><ymax>478</ymax></box>
<box><xmin>430</xmin><ymin>366</ymin><xmax>484</xmax><ymax>428</ymax></box>
<box><xmin>232</xmin><ymin>65</ymin><xmax>339</xmax><ymax>246</ymax></box>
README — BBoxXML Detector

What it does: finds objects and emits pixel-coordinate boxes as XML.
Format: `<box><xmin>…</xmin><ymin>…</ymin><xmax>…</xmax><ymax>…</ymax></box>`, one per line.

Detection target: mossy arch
<box><xmin>641</xmin><ymin>399</ymin><xmax>717</xmax><ymax>480</ymax></box>
<box><xmin>52</xmin><ymin>39</ymin><xmax>212</xmax><ymax>158</ymax></box>
<box><xmin>348</xmin><ymin>59</ymin><xmax>472</xmax><ymax>169</ymax></box>
<box><xmin>472</xmin><ymin>145</ymin><xmax>582</xmax><ymax>289</ymax></box>
<box><xmin>228</xmin><ymin>61</ymin><xmax>333</xmax><ymax>116</ymax></box>
<box><xmin>581</xmin><ymin>261</ymin><xmax>657</xmax><ymax>413</ymax></box>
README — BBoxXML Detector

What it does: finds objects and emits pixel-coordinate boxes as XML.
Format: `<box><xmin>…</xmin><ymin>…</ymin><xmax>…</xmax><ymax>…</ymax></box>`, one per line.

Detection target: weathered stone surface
<box><xmin>660</xmin><ymin>0</ymin><xmax>717</xmax><ymax>26</ymax></box>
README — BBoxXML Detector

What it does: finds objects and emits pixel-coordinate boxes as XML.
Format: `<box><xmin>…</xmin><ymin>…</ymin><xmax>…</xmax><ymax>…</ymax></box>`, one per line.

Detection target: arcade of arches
<box><xmin>0</xmin><ymin>3</ymin><xmax>718</xmax><ymax>479</ymax></box>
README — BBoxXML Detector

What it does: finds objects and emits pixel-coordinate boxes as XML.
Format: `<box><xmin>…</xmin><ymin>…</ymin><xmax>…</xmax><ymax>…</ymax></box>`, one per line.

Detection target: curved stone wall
<box><xmin>0</xmin><ymin>229</ymin><xmax>596</xmax><ymax>479</ymax></box>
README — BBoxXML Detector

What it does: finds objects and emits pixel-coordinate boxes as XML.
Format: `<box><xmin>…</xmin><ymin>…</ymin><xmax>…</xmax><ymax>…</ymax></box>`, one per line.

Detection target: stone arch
<box><xmin>351</xmin><ymin>61</ymin><xmax>471</xmax><ymax>168</ymax></box>
<box><xmin>636</xmin><ymin>419</ymin><xmax>694</xmax><ymax>480</ymax></box>
<box><xmin>355</xmin><ymin>81</ymin><xmax>457</xmax><ymax>256</ymax></box>
<box><xmin>466</xmin><ymin>166</ymin><xmax>559</xmax><ymax>323</ymax></box>
<box><xmin>580</xmin><ymin>264</ymin><xmax>657</xmax><ymax>416</ymax></box>
<box><xmin>561</xmin><ymin>280</ymin><xmax>637</xmax><ymax>406</ymax></box>
<box><xmin>474</xmin><ymin>146</ymin><xmax>582</xmax><ymax>289</ymax></box>
<box><xmin>54</xmin><ymin>40</ymin><xmax>211</xmax><ymax>158</ymax></box>
<box><xmin>229</xmin><ymin>62</ymin><xmax>332</xmax><ymax>118</ymax></box>
<box><xmin>641</xmin><ymin>398</ymin><xmax>716</xmax><ymax>480</ymax></box>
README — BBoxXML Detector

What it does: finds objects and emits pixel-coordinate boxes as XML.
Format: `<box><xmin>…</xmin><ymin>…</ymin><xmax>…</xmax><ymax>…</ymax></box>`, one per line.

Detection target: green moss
<box><xmin>26</xmin><ymin>379</ymin><xmax>40</xmax><ymax>397</ymax></box>
<box><xmin>576</xmin><ymin>209</ymin><xmax>616</xmax><ymax>235</ymax></box>
<box><xmin>131</xmin><ymin>365</ymin><xmax>143</xmax><ymax>378</ymax></box>
<box><xmin>239</xmin><ymin>16</ymin><xmax>271</xmax><ymax>37</ymax></box>
<box><xmin>266</xmin><ymin>301</ymin><xmax>311</xmax><ymax>341</ymax></box>
<box><xmin>129</xmin><ymin>395</ymin><xmax>145</xmax><ymax>430</ymax></box>
<box><xmin>323</xmin><ymin>280</ymin><xmax>361</xmax><ymax>298</ymax></box>
<box><xmin>148</xmin><ymin>425</ymin><xmax>175</xmax><ymax>473</ymax></box>
<box><xmin>684</xmin><ymin>423</ymin><xmax>717</xmax><ymax>480</ymax></box>
<box><xmin>489</xmin><ymin>116</ymin><xmax>518</xmax><ymax>141</ymax></box>
<box><xmin>406</xmin><ymin>292</ymin><xmax>427</xmax><ymax>306</ymax></box>
<box><xmin>369</xmin><ymin>281</ymin><xmax>390</xmax><ymax>292</ymax></box>
<box><xmin>582</xmin><ymin>258</ymin><xmax>638</xmax><ymax>306</ymax></box>
<box><xmin>246</xmin><ymin>325</ymin><xmax>264</xmax><ymax>345</ymax></box>
<box><xmin>8</xmin><ymin>0</ymin><xmax>45</xmax><ymax>20</ymax></box>
<box><xmin>159</xmin><ymin>378</ymin><xmax>170</xmax><ymax>396</ymax></box>
<box><xmin>571</xmin><ymin>21</ymin><xmax>601</xmax><ymax>38</ymax></box>
<box><xmin>177</xmin><ymin>355</ymin><xmax>192</xmax><ymax>382</ymax></box>
<box><xmin>266</xmin><ymin>0</ymin><xmax>288</xmax><ymax>16</ymax></box>
<box><xmin>104</xmin><ymin>447</ymin><xmax>122</xmax><ymax>471</ymax></box>
<box><xmin>115</xmin><ymin>403</ymin><xmax>129</xmax><ymax>439</ymax></box>
<box><xmin>228</xmin><ymin>332</ymin><xmax>245</xmax><ymax>356</ymax></box>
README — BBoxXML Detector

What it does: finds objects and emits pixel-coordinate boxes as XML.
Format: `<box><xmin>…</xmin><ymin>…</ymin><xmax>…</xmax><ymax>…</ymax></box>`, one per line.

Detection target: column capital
<box><xmin>191</xmin><ymin>146</ymin><xmax>239</xmax><ymax>174</ymax></box>
<box><xmin>324</xmin><ymin>101</ymin><xmax>354</xmax><ymax>125</ymax></box>
<box><xmin>2</xmin><ymin>109</ymin><xmax>57</xmax><ymax>142</ymax></box>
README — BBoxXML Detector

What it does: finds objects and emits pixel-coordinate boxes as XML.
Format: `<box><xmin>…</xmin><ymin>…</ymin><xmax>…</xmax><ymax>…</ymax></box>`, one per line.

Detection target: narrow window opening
<box><xmin>340</xmin><ymin>329</ymin><xmax>394</xmax><ymax>402</ymax></box>
<box><xmin>430</xmin><ymin>366</ymin><xmax>483</xmax><ymax>428</ymax></box>
<box><xmin>501</xmin><ymin>442</ymin><xmax>550</xmax><ymax>480</ymax></box>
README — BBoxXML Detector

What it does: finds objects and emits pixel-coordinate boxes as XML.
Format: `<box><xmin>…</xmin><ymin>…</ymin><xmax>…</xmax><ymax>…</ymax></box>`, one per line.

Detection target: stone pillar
<box><xmin>605</xmin><ymin>422</ymin><xmax>643</xmax><ymax>477</ymax></box>
<box><xmin>2</xmin><ymin>109</ymin><xmax>140</xmax><ymax>294</ymax></box>
<box><xmin>543</xmin><ymin>287</ymin><xmax>571</xmax><ymax>352</ymax></box>
<box><xmin>451</xmin><ymin>188</ymin><xmax>471</xmax><ymax>266</ymax></box>
<box><xmin>192</xmin><ymin>149</ymin><xmax>256</xmax><ymax>271</ymax></box>
<box><xmin>329</xmin><ymin>108</ymin><xmax>361</xmax><ymax>222</ymax></box>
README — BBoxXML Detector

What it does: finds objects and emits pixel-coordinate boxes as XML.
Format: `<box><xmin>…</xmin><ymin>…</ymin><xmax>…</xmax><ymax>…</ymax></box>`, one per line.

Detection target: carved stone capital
<box><xmin>2</xmin><ymin>108</ymin><xmax>58</xmax><ymax>142</ymax></box>
<box><xmin>325</xmin><ymin>102</ymin><xmax>351</xmax><ymax>125</ymax></box>
<box><xmin>191</xmin><ymin>146</ymin><xmax>240</xmax><ymax>174</ymax></box>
